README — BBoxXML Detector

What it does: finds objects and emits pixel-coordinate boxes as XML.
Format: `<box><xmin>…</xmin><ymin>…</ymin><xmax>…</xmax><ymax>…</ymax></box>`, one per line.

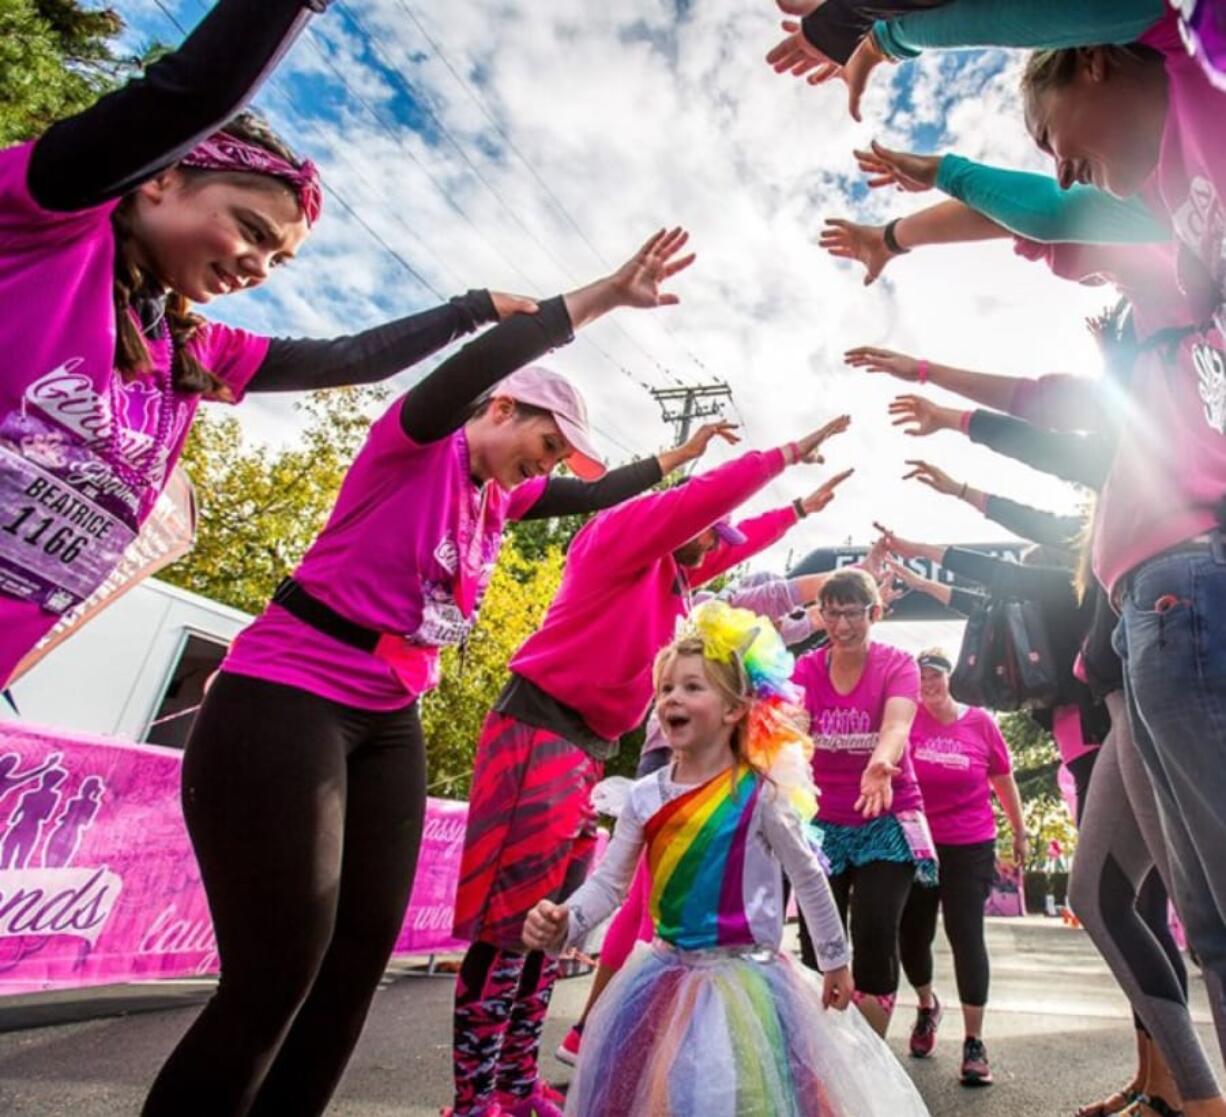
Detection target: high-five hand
<box><xmin>612</xmin><ymin>227</ymin><xmax>696</xmax><ymax>309</ymax></box>
<box><xmin>801</xmin><ymin>468</ymin><xmax>855</xmax><ymax>514</ymax></box>
<box><xmin>889</xmin><ymin>395</ymin><xmax>962</xmax><ymax>437</ymax></box>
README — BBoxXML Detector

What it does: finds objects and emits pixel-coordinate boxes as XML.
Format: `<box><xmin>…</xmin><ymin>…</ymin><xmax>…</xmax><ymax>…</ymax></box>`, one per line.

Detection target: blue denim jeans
<box><xmin>1115</xmin><ymin>534</ymin><xmax>1226</xmax><ymax>1060</ymax></box>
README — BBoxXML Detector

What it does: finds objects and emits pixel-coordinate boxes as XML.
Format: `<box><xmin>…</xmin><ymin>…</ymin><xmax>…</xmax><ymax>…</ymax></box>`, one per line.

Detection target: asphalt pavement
<box><xmin>0</xmin><ymin>916</ymin><xmax>1221</xmax><ymax>1116</ymax></box>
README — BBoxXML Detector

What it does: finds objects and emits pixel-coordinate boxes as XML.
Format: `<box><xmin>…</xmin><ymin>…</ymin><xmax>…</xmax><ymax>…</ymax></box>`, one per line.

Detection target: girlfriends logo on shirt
<box><xmin>23</xmin><ymin>363</ymin><xmax>187</xmax><ymax>500</ymax></box>
<box><xmin>1193</xmin><ymin>341</ymin><xmax>1226</xmax><ymax>434</ymax></box>
<box><xmin>913</xmin><ymin>736</ymin><xmax>972</xmax><ymax>771</ymax></box>
<box><xmin>812</xmin><ymin>707</ymin><xmax>877</xmax><ymax>752</ymax></box>
<box><xmin>1172</xmin><ymin>175</ymin><xmax>1226</xmax><ymax>332</ymax></box>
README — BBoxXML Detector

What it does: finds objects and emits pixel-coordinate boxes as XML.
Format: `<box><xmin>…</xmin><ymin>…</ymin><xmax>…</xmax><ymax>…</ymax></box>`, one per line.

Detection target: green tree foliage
<box><xmin>159</xmin><ymin>388</ymin><xmax>386</xmax><ymax>615</ymax></box>
<box><xmin>994</xmin><ymin>710</ymin><xmax>1077</xmax><ymax>866</ymax></box>
<box><xmin>421</xmin><ymin>541</ymin><xmax>565</xmax><ymax>798</ymax></box>
<box><xmin>0</xmin><ymin>0</ymin><xmax>125</xmax><ymax>146</ymax></box>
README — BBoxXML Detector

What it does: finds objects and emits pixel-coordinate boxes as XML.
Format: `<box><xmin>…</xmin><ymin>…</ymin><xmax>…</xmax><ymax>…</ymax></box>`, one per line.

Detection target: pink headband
<box><xmin>179</xmin><ymin>131</ymin><xmax>323</xmax><ymax>226</ymax></box>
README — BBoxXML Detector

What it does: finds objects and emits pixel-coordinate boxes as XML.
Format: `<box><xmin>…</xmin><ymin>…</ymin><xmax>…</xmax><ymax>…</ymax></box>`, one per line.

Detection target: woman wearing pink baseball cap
<box><xmin>143</xmin><ymin>229</ymin><xmax>720</xmax><ymax>1117</ymax></box>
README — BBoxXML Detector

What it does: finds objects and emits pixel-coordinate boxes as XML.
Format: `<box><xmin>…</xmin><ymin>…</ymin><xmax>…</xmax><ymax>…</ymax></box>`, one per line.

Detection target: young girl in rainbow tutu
<box><xmin>523</xmin><ymin>601</ymin><xmax>929</xmax><ymax>1116</ymax></box>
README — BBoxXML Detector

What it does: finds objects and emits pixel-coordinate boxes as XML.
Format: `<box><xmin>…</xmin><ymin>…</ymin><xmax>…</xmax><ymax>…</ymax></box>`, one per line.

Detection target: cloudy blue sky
<box><xmin>118</xmin><ymin>0</ymin><xmax>1108</xmax><ymax>574</ymax></box>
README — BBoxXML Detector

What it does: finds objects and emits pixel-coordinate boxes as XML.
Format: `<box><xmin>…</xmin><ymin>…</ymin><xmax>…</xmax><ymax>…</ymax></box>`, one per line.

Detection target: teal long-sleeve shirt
<box><xmin>873</xmin><ymin>0</ymin><xmax>1164</xmax><ymax>60</ymax></box>
<box><xmin>935</xmin><ymin>154</ymin><xmax>1170</xmax><ymax>244</ymax></box>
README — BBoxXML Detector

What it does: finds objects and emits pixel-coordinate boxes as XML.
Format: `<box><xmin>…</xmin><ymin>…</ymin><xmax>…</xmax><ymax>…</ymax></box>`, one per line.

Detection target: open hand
<box><xmin>800</xmin><ymin>468</ymin><xmax>854</xmax><ymax>515</ymax></box>
<box><xmin>838</xmin><ymin>33</ymin><xmax>890</xmax><ymax>121</ymax></box>
<box><xmin>853</xmin><ymin>140</ymin><xmax>940</xmax><ymax>192</ymax></box>
<box><xmin>611</xmin><ymin>228</ymin><xmax>696</xmax><ymax>309</ymax></box>
<box><xmin>793</xmin><ymin>414</ymin><xmax>852</xmax><ymax>464</ymax></box>
<box><xmin>872</xmin><ymin>520</ymin><xmax>923</xmax><ymax>561</ymax></box>
<box><xmin>766</xmin><ymin>19</ymin><xmax>840</xmax><ymax>82</ymax></box>
<box><xmin>889</xmin><ymin>394</ymin><xmax>960</xmax><ymax>437</ymax></box>
<box><xmin>843</xmin><ymin>346</ymin><xmax>920</xmax><ymax>380</ymax></box>
<box><xmin>818</xmin><ymin>219</ymin><xmax>894</xmax><ymax>286</ymax></box>
<box><xmin>678</xmin><ymin>420</ymin><xmax>740</xmax><ymax>462</ymax></box>
<box><xmin>522</xmin><ymin>900</ymin><xmax>570</xmax><ymax>953</ymax></box>
<box><xmin>855</xmin><ymin>756</ymin><xmax>900</xmax><ymax>818</ymax></box>
<box><xmin>490</xmin><ymin>291</ymin><xmax>540</xmax><ymax>320</ymax></box>
<box><xmin>903</xmin><ymin>459</ymin><xmax>959</xmax><ymax>496</ymax></box>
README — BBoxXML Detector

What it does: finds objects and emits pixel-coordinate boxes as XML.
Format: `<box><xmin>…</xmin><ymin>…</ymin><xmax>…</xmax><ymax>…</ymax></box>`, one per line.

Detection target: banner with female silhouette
<box><xmin>0</xmin><ymin>722</ymin><xmax>469</xmax><ymax>994</ymax></box>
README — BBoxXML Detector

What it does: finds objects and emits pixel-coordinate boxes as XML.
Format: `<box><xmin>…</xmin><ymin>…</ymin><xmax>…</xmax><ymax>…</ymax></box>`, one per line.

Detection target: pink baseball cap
<box><xmin>495</xmin><ymin>365</ymin><xmax>606</xmax><ymax>480</ymax></box>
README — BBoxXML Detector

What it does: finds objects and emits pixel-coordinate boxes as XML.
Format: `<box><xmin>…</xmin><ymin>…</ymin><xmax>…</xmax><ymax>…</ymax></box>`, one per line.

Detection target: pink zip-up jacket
<box><xmin>509</xmin><ymin>447</ymin><xmax>793</xmax><ymax>741</ymax></box>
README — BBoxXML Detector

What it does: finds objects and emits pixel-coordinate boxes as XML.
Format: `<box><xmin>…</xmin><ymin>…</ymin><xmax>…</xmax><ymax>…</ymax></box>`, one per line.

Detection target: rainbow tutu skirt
<box><xmin>566</xmin><ymin>941</ymin><xmax>929</xmax><ymax>1116</ymax></box>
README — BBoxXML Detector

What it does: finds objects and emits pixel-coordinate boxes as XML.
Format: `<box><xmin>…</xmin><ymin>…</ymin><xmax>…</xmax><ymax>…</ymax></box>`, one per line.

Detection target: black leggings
<box><xmin>798</xmin><ymin>859</ymin><xmax>914</xmax><ymax>995</ymax></box>
<box><xmin>143</xmin><ymin>672</ymin><xmax>427</xmax><ymax>1117</ymax></box>
<box><xmin>899</xmin><ymin>840</ymin><xmax>996</xmax><ymax>1008</ymax></box>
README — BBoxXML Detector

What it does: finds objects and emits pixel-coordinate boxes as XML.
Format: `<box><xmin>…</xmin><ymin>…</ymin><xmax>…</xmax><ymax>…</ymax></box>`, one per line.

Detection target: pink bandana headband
<box><xmin>179</xmin><ymin>131</ymin><xmax>323</xmax><ymax>226</ymax></box>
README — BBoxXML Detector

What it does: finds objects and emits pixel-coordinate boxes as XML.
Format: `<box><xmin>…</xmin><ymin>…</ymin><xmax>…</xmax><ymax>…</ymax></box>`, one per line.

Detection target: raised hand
<box><xmin>872</xmin><ymin>520</ymin><xmax>924</xmax><ymax>561</ymax></box>
<box><xmin>490</xmin><ymin>291</ymin><xmax>540</xmax><ymax>320</ymax></box>
<box><xmin>818</xmin><ymin>219</ymin><xmax>894</xmax><ymax>286</ymax></box>
<box><xmin>855</xmin><ymin>756</ymin><xmax>900</xmax><ymax>817</ymax></box>
<box><xmin>853</xmin><ymin>141</ymin><xmax>940</xmax><ymax>192</ymax></box>
<box><xmin>522</xmin><ymin>899</ymin><xmax>570</xmax><ymax>953</ymax></box>
<box><xmin>766</xmin><ymin>19</ymin><xmax>839</xmax><ymax>82</ymax></box>
<box><xmin>903</xmin><ymin>459</ymin><xmax>960</xmax><ymax>496</ymax></box>
<box><xmin>843</xmin><ymin>346</ymin><xmax>920</xmax><ymax>381</ymax></box>
<box><xmin>883</xmin><ymin>556</ymin><xmax>924</xmax><ymax>589</ymax></box>
<box><xmin>889</xmin><ymin>394</ymin><xmax>961</xmax><ymax>437</ymax></box>
<box><xmin>837</xmin><ymin>33</ymin><xmax>890</xmax><ymax>122</ymax></box>
<box><xmin>801</xmin><ymin>468</ymin><xmax>855</xmax><ymax>515</ymax></box>
<box><xmin>680</xmin><ymin>420</ymin><xmax>740</xmax><ymax>460</ymax></box>
<box><xmin>792</xmin><ymin>414</ymin><xmax>852</xmax><ymax>465</ymax></box>
<box><xmin>611</xmin><ymin>227</ymin><xmax>696</xmax><ymax>309</ymax></box>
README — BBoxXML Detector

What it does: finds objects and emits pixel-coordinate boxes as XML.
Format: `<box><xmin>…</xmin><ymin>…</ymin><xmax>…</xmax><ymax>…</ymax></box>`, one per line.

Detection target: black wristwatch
<box><xmin>883</xmin><ymin>218</ymin><xmax>910</xmax><ymax>255</ymax></box>
<box><xmin>792</xmin><ymin>497</ymin><xmax>808</xmax><ymax>520</ymax></box>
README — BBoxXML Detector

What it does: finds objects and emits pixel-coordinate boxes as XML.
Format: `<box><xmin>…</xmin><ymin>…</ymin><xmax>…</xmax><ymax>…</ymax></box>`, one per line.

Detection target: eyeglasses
<box><xmin>819</xmin><ymin>606</ymin><xmax>870</xmax><ymax>624</ymax></box>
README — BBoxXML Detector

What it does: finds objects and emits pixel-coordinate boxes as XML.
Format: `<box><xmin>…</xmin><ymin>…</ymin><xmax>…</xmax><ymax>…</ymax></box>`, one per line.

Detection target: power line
<box><xmin>385</xmin><ymin>0</ymin><xmax>747</xmax><ymax>428</ymax></box>
<box><xmin>147</xmin><ymin>0</ymin><xmax>654</xmax><ymax>454</ymax></box>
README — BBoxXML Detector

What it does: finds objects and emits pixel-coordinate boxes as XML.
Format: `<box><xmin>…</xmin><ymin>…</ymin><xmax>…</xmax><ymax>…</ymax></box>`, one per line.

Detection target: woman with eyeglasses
<box><xmin>791</xmin><ymin>566</ymin><xmax>930</xmax><ymax>1038</ymax></box>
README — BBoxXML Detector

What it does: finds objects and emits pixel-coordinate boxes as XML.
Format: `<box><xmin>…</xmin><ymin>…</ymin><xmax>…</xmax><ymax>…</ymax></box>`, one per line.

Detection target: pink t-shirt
<box><xmin>223</xmin><ymin>401</ymin><xmax>546</xmax><ymax>709</ymax></box>
<box><xmin>0</xmin><ymin>141</ymin><xmax>267</xmax><ymax>683</ymax></box>
<box><xmin>1140</xmin><ymin>13</ymin><xmax>1226</xmax><ymax>338</ymax></box>
<box><xmin>794</xmin><ymin>642</ymin><xmax>923</xmax><ymax>828</ymax></box>
<box><xmin>909</xmin><ymin>705</ymin><xmax>1011</xmax><ymax>846</ymax></box>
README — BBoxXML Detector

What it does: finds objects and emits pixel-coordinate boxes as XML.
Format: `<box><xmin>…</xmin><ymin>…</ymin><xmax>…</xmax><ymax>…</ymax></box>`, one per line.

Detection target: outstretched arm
<box><xmin>29</xmin><ymin>0</ymin><xmax>327</xmax><ymax>211</ymax></box>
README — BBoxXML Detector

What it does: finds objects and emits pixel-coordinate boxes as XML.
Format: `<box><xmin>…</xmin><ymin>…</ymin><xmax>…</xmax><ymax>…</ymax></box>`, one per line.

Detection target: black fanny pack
<box><xmin>271</xmin><ymin>577</ymin><xmax>381</xmax><ymax>653</ymax></box>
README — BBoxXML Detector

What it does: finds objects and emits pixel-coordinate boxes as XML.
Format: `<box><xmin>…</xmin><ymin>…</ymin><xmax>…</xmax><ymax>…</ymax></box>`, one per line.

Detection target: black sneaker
<box><xmin>960</xmin><ymin>1037</ymin><xmax>994</xmax><ymax>1086</ymax></box>
<box><xmin>908</xmin><ymin>994</ymin><xmax>942</xmax><ymax>1058</ymax></box>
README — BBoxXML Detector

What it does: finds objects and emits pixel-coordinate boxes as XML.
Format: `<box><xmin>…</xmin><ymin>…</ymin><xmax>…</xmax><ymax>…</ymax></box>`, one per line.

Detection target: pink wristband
<box><xmin>787</xmin><ymin>441</ymin><xmax>801</xmax><ymax>464</ymax></box>
<box><xmin>916</xmin><ymin>358</ymin><xmax>930</xmax><ymax>385</ymax></box>
<box><xmin>959</xmin><ymin>410</ymin><xmax>973</xmax><ymax>434</ymax></box>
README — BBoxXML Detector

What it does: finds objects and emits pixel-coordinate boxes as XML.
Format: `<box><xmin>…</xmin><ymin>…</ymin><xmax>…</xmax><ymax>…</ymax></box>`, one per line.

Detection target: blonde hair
<box><xmin>652</xmin><ymin>636</ymin><xmax>755</xmax><ymax>769</ymax></box>
<box><xmin>1021</xmin><ymin>44</ymin><xmax>1162</xmax><ymax>105</ymax></box>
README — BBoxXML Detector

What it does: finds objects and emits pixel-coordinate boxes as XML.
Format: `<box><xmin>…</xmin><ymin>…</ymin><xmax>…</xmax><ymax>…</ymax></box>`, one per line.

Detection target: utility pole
<box><xmin>649</xmin><ymin>382</ymin><xmax>733</xmax><ymax>445</ymax></box>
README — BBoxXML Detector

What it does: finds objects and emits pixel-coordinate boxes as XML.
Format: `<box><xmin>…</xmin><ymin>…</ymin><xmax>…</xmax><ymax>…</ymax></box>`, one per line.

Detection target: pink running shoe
<box><xmin>500</xmin><ymin>1083</ymin><xmax>565</xmax><ymax>1117</ymax></box>
<box><xmin>555</xmin><ymin>1026</ymin><xmax>582</xmax><ymax>1067</ymax></box>
<box><xmin>909</xmin><ymin>994</ymin><xmax>942</xmax><ymax>1058</ymax></box>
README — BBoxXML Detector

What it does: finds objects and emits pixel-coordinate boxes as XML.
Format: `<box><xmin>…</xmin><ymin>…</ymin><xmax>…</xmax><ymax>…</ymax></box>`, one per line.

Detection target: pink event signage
<box><xmin>0</xmin><ymin>721</ymin><xmax>471</xmax><ymax>995</ymax></box>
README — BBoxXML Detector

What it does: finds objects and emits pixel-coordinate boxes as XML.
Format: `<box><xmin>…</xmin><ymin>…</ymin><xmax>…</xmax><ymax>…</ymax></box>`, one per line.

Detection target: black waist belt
<box><xmin>271</xmin><ymin>577</ymin><xmax>381</xmax><ymax>653</ymax></box>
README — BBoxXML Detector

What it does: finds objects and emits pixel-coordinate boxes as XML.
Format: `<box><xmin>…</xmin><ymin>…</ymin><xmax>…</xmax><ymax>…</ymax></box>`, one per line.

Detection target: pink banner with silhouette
<box><xmin>0</xmin><ymin>722</ymin><xmax>472</xmax><ymax>995</ymax></box>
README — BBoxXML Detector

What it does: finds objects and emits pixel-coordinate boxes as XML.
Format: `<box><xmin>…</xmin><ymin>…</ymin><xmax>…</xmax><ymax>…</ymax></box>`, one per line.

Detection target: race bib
<box><xmin>895</xmin><ymin>809</ymin><xmax>939</xmax><ymax>865</ymax></box>
<box><xmin>0</xmin><ymin>440</ymin><xmax>138</xmax><ymax>614</ymax></box>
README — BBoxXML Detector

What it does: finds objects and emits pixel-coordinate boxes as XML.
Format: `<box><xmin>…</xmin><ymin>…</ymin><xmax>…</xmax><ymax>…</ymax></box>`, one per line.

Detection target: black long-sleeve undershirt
<box><xmin>967</xmin><ymin>409</ymin><xmax>1111</xmax><ymax>491</ymax></box>
<box><xmin>398</xmin><ymin>295</ymin><xmax>574</xmax><ymax>444</ymax></box>
<box><xmin>983</xmin><ymin>494</ymin><xmax>1082</xmax><ymax>550</ymax></box>
<box><xmin>520</xmin><ymin>458</ymin><xmax>663</xmax><ymax>521</ymax></box>
<box><xmin>250</xmin><ymin>290</ymin><xmax>497</xmax><ymax>392</ymax></box>
<box><xmin>801</xmin><ymin>0</ymin><xmax>951</xmax><ymax>64</ymax></box>
<box><xmin>28</xmin><ymin>0</ymin><xmax>326</xmax><ymax>212</ymax></box>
